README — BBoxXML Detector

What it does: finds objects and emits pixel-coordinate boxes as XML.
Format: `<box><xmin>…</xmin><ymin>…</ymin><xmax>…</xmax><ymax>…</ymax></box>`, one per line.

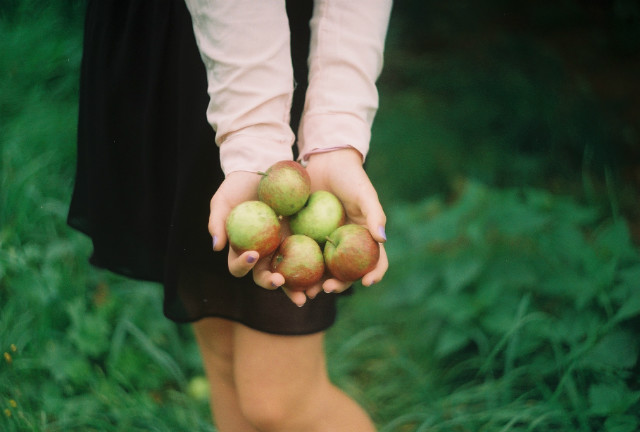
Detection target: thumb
<box><xmin>362</xmin><ymin>198</ymin><xmax>387</xmax><ymax>244</ymax></box>
<box><xmin>209</xmin><ymin>197</ymin><xmax>230</xmax><ymax>252</ymax></box>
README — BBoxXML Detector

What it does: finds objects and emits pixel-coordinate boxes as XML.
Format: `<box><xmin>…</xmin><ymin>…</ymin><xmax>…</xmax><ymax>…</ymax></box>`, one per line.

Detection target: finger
<box><xmin>282</xmin><ymin>287</ymin><xmax>308</xmax><ymax>307</ymax></box>
<box><xmin>361</xmin><ymin>243</ymin><xmax>388</xmax><ymax>287</ymax></box>
<box><xmin>343</xmin><ymin>173</ymin><xmax>387</xmax><ymax>243</ymax></box>
<box><xmin>228</xmin><ymin>249</ymin><xmax>259</xmax><ymax>278</ymax></box>
<box><xmin>209</xmin><ymin>196</ymin><xmax>230</xmax><ymax>252</ymax></box>
<box><xmin>322</xmin><ymin>278</ymin><xmax>353</xmax><ymax>294</ymax></box>
<box><xmin>252</xmin><ymin>261</ymin><xmax>285</xmax><ymax>290</ymax></box>
<box><xmin>361</xmin><ymin>195</ymin><xmax>387</xmax><ymax>244</ymax></box>
<box><xmin>304</xmin><ymin>284</ymin><xmax>324</xmax><ymax>300</ymax></box>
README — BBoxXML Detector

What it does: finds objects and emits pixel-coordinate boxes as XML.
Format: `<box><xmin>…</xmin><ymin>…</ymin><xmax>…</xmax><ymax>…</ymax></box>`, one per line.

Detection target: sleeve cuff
<box><xmin>219</xmin><ymin>133</ymin><xmax>294</xmax><ymax>176</ymax></box>
<box><xmin>297</xmin><ymin>113</ymin><xmax>370</xmax><ymax>163</ymax></box>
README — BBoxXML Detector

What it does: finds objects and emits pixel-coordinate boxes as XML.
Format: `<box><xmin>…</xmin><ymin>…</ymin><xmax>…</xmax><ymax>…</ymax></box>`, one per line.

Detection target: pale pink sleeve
<box><xmin>184</xmin><ymin>0</ymin><xmax>295</xmax><ymax>175</ymax></box>
<box><xmin>298</xmin><ymin>0</ymin><xmax>393</xmax><ymax>163</ymax></box>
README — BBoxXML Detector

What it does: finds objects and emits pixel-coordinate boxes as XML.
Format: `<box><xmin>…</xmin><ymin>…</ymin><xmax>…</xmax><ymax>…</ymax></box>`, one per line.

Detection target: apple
<box><xmin>270</xmin><ymin>234</ymin><xmax>325</xmax><ymax>291</ymax></box>
<box><xmin>258</xmin><ymin>160</ymin><xmax>311</xmax><ymax>216</ymax></box>
<box><xmin>226</xmin><ymin>200</ymin><xmax>281</xmax><ymax>257</ymax></box>
<box><xmin>324</xmin><ymin>224</ymin><xmax>380</xmax><ymax>282</ymax></box>
<box><xmin>289</xmin><ymin>190</ymin><xmax>345</xmax><ymax>244</ymax></box>
<box><xmin>186</xmin><ymin>376</ymin><xmax>210</xmax><ymax>401</ymax></box>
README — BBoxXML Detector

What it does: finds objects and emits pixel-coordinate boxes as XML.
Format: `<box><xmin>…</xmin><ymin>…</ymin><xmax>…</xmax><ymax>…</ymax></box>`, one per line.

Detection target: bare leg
<box><xmin>193</xmin><ymin>317</ymin><xmax>376</xmax><ymax>432</ymax></box>
<box><xmin>192</xmin><ymin>318</ymin><xmax>259</xmax><ymax>432</ymax></box>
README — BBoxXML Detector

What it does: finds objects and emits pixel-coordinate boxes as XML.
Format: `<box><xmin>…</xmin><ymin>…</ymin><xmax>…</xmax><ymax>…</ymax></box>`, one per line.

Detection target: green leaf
<box><xmin>434</xmin><ymin>327</ymin><xmax>470</xmax><ymax>358</ymax></box>
<box><xmin>539</xmin><ymin>272</ymin><xmax>597</xmax><ymax>304</ymax></box>
<box><xmin>581</xmin><ymin>330</ymin><xmax>639</xmax><ymax>371</ymax></box>
<box><xmin>594</xmin><ymin>220</ymin><xmax>637</xmax><ymax>261</ymax></box>
<box><xmin>613</xmin><ymin>289</ymin><xmax>640</xmax><ymax>323</ymax></box>
<box><xmin>485</xmin><ymin>193</ymin><xmax>550</xmax><ymax>236</ymax></box>
<box><xmin>443</xmin><ymin>253</ymin><xmax>484</xmax><ymax>293</ymax></box>
<box><xmin>588</xmin><ymin>381</ymin><xmax>640</xmax><ymax>416</ymax></box>
<box><xmin>540</xmin><ymin>222</ymin><xmax>592</xmax><ymax>270</ymax></box>
<box><xmin>605</xmin><ymin>415</ymin><xmax>640</xmax><ymax>432</ymax></box>
<box><xmin>44</xmin><ymin>341</ymin><xmax>93</xmax><ymax>386</ymax></box>
<box><xmin>552</xmin><ymin>310</ymin><xmax>602</xmax><ymax>345</ymax></box>
<box><xmin>66</xmin><ymin>298</ymin><xmax>111</xmax><ymax>358</ymax></box>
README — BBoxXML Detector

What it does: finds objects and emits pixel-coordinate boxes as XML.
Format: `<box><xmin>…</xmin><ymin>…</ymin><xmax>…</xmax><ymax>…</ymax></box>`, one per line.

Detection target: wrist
<box><xmin>302</xmin><ymin>146</ymin><xmax>363</xmax><ymax>167</ymax></box>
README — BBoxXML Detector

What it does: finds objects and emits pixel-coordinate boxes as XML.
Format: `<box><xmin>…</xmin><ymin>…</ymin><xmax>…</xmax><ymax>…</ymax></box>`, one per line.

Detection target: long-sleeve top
<box><xmin>184</xmin><ymin>0</ymin><xmax>392</xmax><ymax>175</ymax></box>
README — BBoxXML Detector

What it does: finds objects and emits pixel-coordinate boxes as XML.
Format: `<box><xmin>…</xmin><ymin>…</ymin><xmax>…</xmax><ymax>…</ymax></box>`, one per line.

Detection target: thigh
<box><xmin>232</xmin><ymin>324</ymin><xmax>329</xmax><ymax>409</ymax></box>
<box><xmin>193</xmin><ymin>317</ymin><xmax>235</xmax><ymax>374</ymax></box>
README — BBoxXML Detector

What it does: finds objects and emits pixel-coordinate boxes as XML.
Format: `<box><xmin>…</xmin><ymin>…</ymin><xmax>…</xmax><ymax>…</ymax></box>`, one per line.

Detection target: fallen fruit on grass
<box><xmin>226</xmin><ymin>201</ymin><xmax>281</xmax><ymax>257</ymax></box>
<box><xmin>258</xmin><ymin>160</ymin><xmax>311</xmax><ymax>216</ymax></box>
<box><xmin>324</xmin><ymin>224</ymin><xmax>380</xmax><ymax>282</ymax></box>
<box><xmin>270</xmin><ymin>234</ymin><xmax>325</xmax><ymax>291</ymax></box>
<box><xmin>186</xmin><ymin>376</ymin><xmax>210</xmax><ymax>401</ymax></box>
<box><xmin>289</xmin><ymin>190</ymin><xmax>345</xmax><ymax>244</ymax></box>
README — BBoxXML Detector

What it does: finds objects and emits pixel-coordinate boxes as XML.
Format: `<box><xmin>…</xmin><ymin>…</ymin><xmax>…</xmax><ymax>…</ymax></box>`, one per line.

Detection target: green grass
<box><xmin>333</xmin><ymin>182</ymin><xmax>640</xmax><ymax>430</ymax></box>
<box><xmin>1</xmin><ymin>2</ymin><xmax>639</xmax><ymax>431</ymax></box>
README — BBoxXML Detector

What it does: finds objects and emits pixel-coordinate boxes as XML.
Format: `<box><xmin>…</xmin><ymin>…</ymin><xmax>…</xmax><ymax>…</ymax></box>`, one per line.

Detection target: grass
<box><xmin>1</xmin><ymin>2</ymin><xmax>639</xmax><ymax>431</ymax></box>
<box><xmin>339</xmin><ymin>183</ymin><xmax>640</xmax><ymax>430</ymax></box>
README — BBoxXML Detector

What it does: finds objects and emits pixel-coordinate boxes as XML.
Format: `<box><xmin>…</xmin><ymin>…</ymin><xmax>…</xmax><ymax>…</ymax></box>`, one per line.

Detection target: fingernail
<box><xmin>378</xmin><ymin>226</ymin><xmax>387</xmax><ymax>241</ymax></box>
<box><xmin>246</xmin><ymin>255</ymin><xmax>256</xmax><ymax>264</ymax></box>
<box><xmin>271</xmin><ymin>281</ymin><xmax>280</xmax><ymax>288</ymax></box>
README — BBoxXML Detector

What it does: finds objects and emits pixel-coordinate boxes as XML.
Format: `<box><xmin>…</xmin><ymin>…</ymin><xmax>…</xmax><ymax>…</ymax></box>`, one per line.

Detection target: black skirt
<box><xmin>68</xmin><ymin>0</ymin><xmax>340</xmax><ymax>334</ymax></box>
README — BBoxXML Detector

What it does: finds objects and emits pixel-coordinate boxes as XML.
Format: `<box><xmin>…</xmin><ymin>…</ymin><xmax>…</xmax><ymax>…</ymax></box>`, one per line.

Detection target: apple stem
<box><xmin>257</xmin><ymin>171</ymin><xmax>268</xmax><ymax>177</ymax></box>
<box><xmin>325</xmin><ymin>236</ymin><xmax>335</xmax><ymax>246</ymax></box>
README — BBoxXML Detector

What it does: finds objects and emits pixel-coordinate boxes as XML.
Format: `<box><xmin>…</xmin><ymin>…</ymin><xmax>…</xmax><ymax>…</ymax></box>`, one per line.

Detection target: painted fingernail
<box><xmin>246</xmin><ymin>255</ymin><xmax>256</xmax><ymax>264</ymax></box>
<box><xmin>378</xmin><ymin>226</ymin><xmax>387</xmax><ymax>241</ymax></box>
<box><xmin>212</xmin><ymin>235</ymin><xmax>218</xmax><ymax>250</ymax></box>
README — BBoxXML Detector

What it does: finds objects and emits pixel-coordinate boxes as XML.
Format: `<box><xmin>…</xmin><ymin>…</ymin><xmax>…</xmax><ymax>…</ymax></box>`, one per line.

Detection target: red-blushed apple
<box><xmin>289</xmin><ymin>190</ymin><xmax>345</xmax><ymax>244</ymax></box>
<box><xmin>258</xmin><ymin>160</ymin><xmax>311</xmax><ymax>216</ymax></box>
<box><xmin>226</xmin><ymin>201</ymin><xmax>281</xmax><ymax>257</ymax></box>
<box><xmin>324</xmin><ymin>224</ymin><xmax>380</xmax><ymax>282</ymax></box>
<box><xmin>270</xmin><ymin>234</ymin><xmax>325</xmax><ymax>291</ymax></box>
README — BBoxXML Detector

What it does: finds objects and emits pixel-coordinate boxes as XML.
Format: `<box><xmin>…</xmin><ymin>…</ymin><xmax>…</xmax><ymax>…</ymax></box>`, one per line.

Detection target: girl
<box><xmin>68</xmin><ymin>0</ymin><xmax>391</xmax><ymax>429</ymax></box>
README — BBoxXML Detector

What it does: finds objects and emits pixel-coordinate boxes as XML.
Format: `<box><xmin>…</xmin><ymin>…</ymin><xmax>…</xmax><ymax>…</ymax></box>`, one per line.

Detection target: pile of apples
<box><xmin>225</xmin><ymin>161</ymin><xmax>380</xmax><ymax>292</ymax></box>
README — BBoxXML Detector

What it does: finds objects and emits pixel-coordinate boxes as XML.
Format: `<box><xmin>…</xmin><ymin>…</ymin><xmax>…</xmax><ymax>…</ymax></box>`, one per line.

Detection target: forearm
<box><xmin>184</xmin><ymin>0</ymin><xmax>296</xmax><ymax>175</ymax></box>
<box><xmin>298</xmin><ymin>0</ymin><xmax>393</xmax><ymax>162</ymax></box>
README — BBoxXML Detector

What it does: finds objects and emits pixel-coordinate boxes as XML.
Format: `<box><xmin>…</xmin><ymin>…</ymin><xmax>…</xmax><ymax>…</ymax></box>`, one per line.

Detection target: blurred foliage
<box><xmin>1</xmin><ymin>2</ymin><xmax>212</xmax><ymax>430</ymax></box>
<box><xmin>391</xmin><ymin>0</ymin><xmax>640</xmax><ymax>55</ymax></box>
<box><xmin>1</xmin><ymin>1</ymin><xmax>639</xmax><ymax>431</ymax></box>
<box><xmin>367</xmin><ymin>0</ymin><xmax>640</xmax><ymax>231</ymax></box>
<box><xmin>330</xmin><ymin>180</ymin><xmax>640</xmax><ymax>430</ymax></box>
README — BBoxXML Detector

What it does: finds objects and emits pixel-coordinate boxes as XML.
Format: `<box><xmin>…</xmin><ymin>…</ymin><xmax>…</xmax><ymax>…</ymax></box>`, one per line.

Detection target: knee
<box><xmin>240</xmin><ymin>401</ymin><xmax>290</xmax><ymax>432</ymax></box>
<box><xmin>237</xmin><ymin>383</ymin><xmax>320</xmax><ymax>432</ymax></box>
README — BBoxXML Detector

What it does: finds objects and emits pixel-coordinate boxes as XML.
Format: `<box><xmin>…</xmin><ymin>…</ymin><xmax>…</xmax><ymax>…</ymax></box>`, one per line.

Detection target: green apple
<box><xmin>324</xmin><ymin>224</ymin><xmax>380</xmax><ymax>282</ymax></box>
<box><xmin>270</xmin><ymin>234</ymin><xmax>325</xmax><ymax>291</ymax></box>
<box><xmin>226</xmin><ymin>201</ymin><xmax>281</xmax><ymax>257</ymax></box>
<box><xmin>186</xmin><ymin>376</ymin><xmax>210</xmax><ymax>401</ymax></box>
<box><xmin>258</xmin><ymin>160</ymin><xmax>311</xmax><ymax>216</ymax></box>
<box><xmin>289</xmin><ymin>190</ymin><xmax>345</xmax><ymax>244</ymax></box>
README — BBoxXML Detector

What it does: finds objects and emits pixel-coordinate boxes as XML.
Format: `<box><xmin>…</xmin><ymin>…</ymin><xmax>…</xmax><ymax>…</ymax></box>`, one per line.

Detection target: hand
<box><xmin>209</xmin><ymin>170</ymin><xmax>317</xmax><ymax>307</ymax></box>
<box><xmin>209</xmin><ymin>149</ymin><xmax>389</xmax><ymax>308</ymax></box>
<box><xmin>290</xmin><ymin>148</ymin><xmax>389</xmax><ymax>301</ymax></box>
<box><xmin>208</xmin><ymin>171</ymin><xmax>285</xmax><ymax>288</ymax></box>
